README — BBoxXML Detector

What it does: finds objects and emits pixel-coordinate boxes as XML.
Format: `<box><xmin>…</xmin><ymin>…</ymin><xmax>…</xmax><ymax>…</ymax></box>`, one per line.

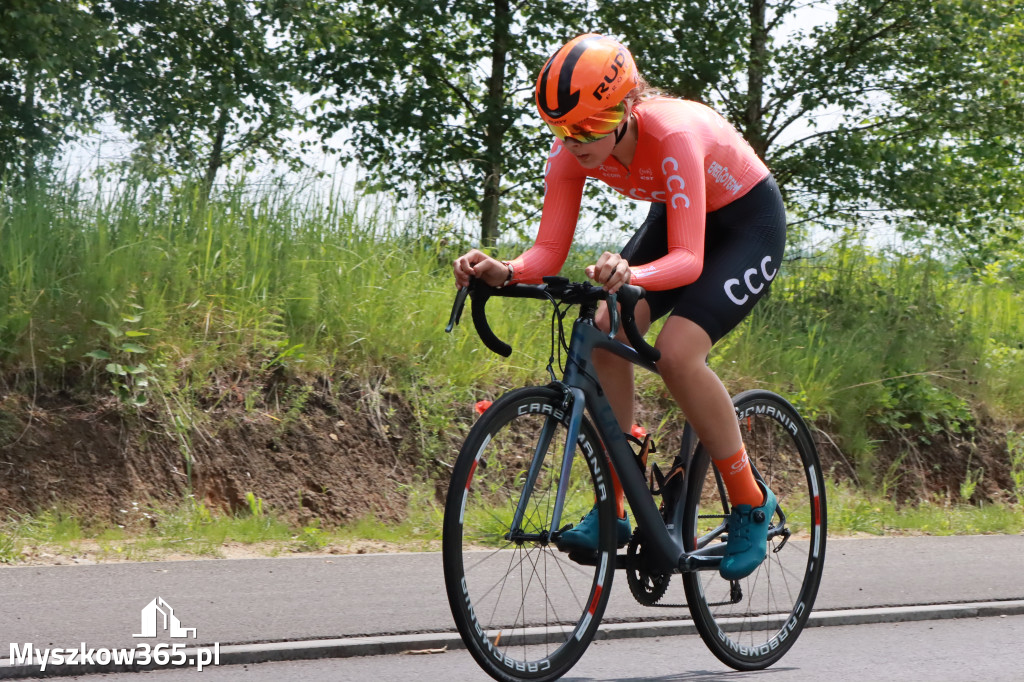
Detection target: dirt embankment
<box><xmin>0</xmin><ymin>379</ymin><xmax>1017</xmax><ymax>526</ymax></box>
<box><xmin>0</xmin><ymin>377</ymin><xmax>457</xmax><ymax>527</ymax></box>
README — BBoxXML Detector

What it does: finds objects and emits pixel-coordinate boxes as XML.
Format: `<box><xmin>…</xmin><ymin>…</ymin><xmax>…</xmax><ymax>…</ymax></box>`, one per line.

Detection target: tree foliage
<box><xmin>599</xmin><ymin>0</ymin><xmax>1024</xmax><ymax>251</ymax></box>
<box><xmin>303</xmin><ymin>0</ymin><xmax>1023</xmax><ymax>249</ymax></box>
<box><xmin>96</xmin><ymin>0</ymin><xmax>315</xmax><ymax>195</ymax></box>
<box><xmin>777</xmin><ymin>1</ymin><xmax>1023</xmax><ymax>245</ymax></box>
<box><xmin>1</xmin><ymin>1</ymin><xmax>1021</xmax><ymax>254</ymax></box>
<box><xmin>302</xmin><ymin>0</ymin><xmax>591</xmax><ymax>244</ymax></box>
<box><xmin>0</xmin><ymin>0</ymin><xmax>109</xmax><ymax>182</ymax></box>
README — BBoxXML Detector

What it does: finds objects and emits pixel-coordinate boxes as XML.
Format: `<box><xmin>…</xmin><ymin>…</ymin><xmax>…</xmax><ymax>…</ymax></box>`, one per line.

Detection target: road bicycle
<box><xmin>442</xmin><ymin>277</ymin><xmax>826</xmax><ymax>682</ymax></box>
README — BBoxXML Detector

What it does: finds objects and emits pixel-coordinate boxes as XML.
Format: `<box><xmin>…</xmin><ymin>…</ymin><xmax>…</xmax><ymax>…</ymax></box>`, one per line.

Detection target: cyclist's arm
<box><xmin>628</xmin><ymin>132</ymin><xmax>707</xmax><ymax>291</ymax></box>
<box><xmin>507</xmin><ymin>143</ymin><xmax>586</xmax><ymax>284</ymax></box>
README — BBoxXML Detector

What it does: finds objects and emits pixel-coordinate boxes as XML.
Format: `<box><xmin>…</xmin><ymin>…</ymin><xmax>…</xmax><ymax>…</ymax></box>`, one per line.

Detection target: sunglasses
<box><xmin>546</xmin><ymin>102</ymin><xmax>626</xmax><ymax>143</ymax></box>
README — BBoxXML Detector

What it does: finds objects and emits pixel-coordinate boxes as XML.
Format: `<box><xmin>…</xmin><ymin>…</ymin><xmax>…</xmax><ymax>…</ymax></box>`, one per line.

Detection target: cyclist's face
<box><xmin>561</xmin><ymin>129</ymin><xmax>618</xmax><ymax>168</ymax></box>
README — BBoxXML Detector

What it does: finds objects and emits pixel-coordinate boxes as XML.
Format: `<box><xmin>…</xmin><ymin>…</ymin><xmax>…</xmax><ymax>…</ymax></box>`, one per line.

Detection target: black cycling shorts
<box><xmin>620</xmin><ymin>174</ymin><xmax>787</xmax><ymax>344</ymax></box>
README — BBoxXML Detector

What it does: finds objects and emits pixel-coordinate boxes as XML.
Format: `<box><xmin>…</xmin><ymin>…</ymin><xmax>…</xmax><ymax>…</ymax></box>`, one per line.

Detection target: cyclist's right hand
<box><xmin>453</xmin><ymin>249</ymin><xmax>510</xmax><ymax>289</ymax></box>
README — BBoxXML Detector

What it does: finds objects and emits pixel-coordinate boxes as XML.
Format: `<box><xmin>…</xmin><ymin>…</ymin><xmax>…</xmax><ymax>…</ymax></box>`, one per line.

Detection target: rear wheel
<box><xmin>442</xmin><ymin>386</ymin><xmax>616</xmax><ymax>682</ymax></box>
<box><xmin>681</xmin><ymin>390</ymin><xmax>826</xmax><ymax>670</ymax></box>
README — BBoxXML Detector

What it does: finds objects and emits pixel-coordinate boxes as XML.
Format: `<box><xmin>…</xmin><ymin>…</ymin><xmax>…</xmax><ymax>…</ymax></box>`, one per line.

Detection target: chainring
<box><xmin>625</xmin><ymin>529</ymin><xmax>672</xmax><ymax>606</ymax></box>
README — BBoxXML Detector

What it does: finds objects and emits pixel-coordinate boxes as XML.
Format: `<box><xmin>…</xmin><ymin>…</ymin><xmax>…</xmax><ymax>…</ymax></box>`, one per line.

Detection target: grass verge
<box><xmin>2</xmin><ymin>481</ymin><xmax>1021</xmax><ymax>566</ymax></box>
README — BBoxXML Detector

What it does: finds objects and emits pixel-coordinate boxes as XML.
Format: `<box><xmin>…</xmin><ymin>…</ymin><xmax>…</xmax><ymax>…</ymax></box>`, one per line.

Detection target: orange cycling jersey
<box><xmin>509</xmin><ymin>98</ymin><xmax>770</xmax><ymax>291</ymax></box>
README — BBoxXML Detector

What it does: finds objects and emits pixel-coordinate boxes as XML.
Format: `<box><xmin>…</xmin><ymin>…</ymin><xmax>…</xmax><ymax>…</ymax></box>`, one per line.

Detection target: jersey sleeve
<box><xmin>628</xmin><ymin>132</ymin><xmax>707</xmax><ymax>291</ymax></box>
<box><xmin>509</xmin><ymin>143</ymin><xmax>586</xmax><ymax>284</ymax></box>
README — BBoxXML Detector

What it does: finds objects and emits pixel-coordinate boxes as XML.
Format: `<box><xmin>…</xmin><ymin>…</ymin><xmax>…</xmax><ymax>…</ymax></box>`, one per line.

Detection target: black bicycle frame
<box><xmin>449</xmin><ymin>278</ymin><xmax>728</xmax><ymax>575</ymax></box>
<box><xmin>541</xmin><ymin>312</ymin><xmax>724</xmax><ymax>575</ymax></box>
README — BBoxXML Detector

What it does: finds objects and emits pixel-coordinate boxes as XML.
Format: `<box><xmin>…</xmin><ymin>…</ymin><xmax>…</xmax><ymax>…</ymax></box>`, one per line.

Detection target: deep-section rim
<box><xmin>681</xmin><ymin>389</ymin><xmax>827</xmax><ymax>670</ymax></box>
<box><xmin>442</xmin><ymin>386</ymin><xmax>616</xmax><ymax>682</ymax></box>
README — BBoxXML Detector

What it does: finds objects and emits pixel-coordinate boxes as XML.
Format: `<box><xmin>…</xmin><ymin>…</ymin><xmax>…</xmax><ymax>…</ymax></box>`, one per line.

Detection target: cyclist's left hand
<box><xmin>586</xmin><ymin>252</ymin><xmax>631</xmax><ymax>293</ymax></box>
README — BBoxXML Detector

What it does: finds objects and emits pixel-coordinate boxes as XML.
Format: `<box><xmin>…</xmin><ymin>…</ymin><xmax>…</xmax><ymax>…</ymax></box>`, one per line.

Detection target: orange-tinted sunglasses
<box><xmin>546</xmin><ymin>102</ymin><xmax>626</xmax><ymax>143</ymax></box>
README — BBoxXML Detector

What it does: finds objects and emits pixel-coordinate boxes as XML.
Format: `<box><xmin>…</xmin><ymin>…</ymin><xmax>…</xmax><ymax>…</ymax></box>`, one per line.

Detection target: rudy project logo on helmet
<box><xmin>536</xmin><ymin>34</ymin><xmax>638</xmax><ymax>127</ymax></box>
<box><xmin>591</xmin><ymin>51</ymin><xmax>629</xmax><ymax>101</ymax></box>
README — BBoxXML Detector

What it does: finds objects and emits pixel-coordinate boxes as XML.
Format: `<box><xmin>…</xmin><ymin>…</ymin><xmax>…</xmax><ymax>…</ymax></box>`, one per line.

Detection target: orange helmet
<box><xmin>535</xmin><ymin>34</ymin><xmax>639</xmax><ymax>129</ymax></box>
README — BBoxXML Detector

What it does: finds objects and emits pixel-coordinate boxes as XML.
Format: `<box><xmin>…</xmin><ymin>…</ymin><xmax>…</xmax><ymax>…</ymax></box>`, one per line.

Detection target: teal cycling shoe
<box><xmin>719</xmin><ymin>483</ymin><xmax>777</xmax><ymax>580</ymax></box>
<box><xmin>556</xmin><ymin>505</ymin><xmax>631</xmax><ymax>553</ymax></box>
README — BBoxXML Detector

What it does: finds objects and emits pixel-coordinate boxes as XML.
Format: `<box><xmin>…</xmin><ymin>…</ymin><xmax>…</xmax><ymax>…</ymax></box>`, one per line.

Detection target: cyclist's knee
<box><xmin>595</xmin><ymin>301</ymin><xmax>652</xmax><ymax>341</ymax></box>
<box><xmin>655</xmin><ymin>317</ymin><xmax>713</xmax><ymax>372</ymax></box>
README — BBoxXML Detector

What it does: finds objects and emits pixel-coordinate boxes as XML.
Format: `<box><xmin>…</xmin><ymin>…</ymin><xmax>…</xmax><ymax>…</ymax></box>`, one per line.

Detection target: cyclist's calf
<box><xmin>653</xmin><ymin>317</ymin><xmax>743</xmax><ymax>460</ymax></box>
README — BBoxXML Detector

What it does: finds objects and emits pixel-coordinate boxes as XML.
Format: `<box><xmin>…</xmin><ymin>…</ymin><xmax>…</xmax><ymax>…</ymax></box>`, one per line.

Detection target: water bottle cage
<box><xmin>650</xmin><ymin>456</ymin><xmax>685</xmax><ymax>516</ymax></box>
<box><xmin>625</xmin><ymin>432</ymin><xmax>656</xmax><ymax>479</ymax></box>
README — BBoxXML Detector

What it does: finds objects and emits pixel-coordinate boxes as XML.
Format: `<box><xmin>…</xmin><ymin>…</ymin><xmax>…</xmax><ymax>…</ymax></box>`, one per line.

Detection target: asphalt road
<box><xmin>66</xmin><ymin>614</ymin><xmax>1024</xmax><ymax>681</ymax></box>
<box><xmin>1</xmin><ymin>535</ymin><xmax>1022</xmax><ymax>679</ymax></box>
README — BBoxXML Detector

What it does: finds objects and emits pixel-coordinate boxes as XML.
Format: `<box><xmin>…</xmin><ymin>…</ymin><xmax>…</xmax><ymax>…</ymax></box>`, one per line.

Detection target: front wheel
<box><xmin>681</xmin><ymin>390</ymin><xmax>827</xmax><ymax>670</ymax></box>
<box><xmin>442</xmin><ymin>386</ymin><xmax>616</xmax><ymax>682</ymax></box>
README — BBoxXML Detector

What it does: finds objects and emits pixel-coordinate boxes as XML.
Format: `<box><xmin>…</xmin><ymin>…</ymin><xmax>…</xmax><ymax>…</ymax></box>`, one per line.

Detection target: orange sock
<box><xmin>713</xmin><ymin>447</ymin><xmax>765</xmax><ymax>508</ymax></box>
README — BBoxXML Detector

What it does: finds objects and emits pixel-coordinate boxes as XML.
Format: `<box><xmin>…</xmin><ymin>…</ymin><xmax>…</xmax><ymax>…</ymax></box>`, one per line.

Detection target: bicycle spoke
<box><xmin>444</xmin><ymin>388</ymin><xmax>615</xmax><ymax>681</ymax></box>
<box><xmin>682</xmin><ymin>390</ymin><xmax>826</xmax><ymax>671</ymax></box>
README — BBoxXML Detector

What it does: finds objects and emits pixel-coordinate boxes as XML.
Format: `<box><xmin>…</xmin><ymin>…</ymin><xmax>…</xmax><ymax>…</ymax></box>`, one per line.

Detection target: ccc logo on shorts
<box><xmin>725</xmin><ymin>256</ymin><xmax>777</xmax><ymax>305</ymax></box>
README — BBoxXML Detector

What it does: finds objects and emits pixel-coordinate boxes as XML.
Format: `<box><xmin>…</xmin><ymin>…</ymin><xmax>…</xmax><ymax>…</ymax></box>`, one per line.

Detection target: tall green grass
<box><xmin>0</xmin><ymin>180</ymin><xmax>473</xmax><ymax>381</ymax></box>
<box><xmin>1</xmin><ymin>179</ymin><xmax>1022</xmax><ymax>490</ymax></box>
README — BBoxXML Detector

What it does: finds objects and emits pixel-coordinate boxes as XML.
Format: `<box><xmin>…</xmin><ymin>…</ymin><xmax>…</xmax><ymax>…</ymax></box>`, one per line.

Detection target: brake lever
<box><xmin>445</xmin><ymin>285</ymin><xmax>470</xmax><ymax>333</ymax></box>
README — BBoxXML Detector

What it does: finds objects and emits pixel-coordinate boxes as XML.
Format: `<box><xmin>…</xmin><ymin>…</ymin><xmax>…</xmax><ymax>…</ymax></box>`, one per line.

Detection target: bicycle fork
<box><xmin>506</xmin><ymin>387</ymin><xmax>587</xmax><ymax>545</ymax></box>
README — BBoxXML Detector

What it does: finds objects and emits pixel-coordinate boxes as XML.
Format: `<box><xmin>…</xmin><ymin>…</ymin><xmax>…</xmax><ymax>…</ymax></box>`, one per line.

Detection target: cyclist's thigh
<box><xmin>664</xmin><ymin>176</ymin><xmax>787</xmax><ymax>343</ymax></box>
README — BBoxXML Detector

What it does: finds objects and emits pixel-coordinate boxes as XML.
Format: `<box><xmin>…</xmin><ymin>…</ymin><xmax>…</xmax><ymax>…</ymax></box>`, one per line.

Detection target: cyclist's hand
<box><xmin>453</xmin><ymin>249</ymin><xmax>510</xmax><ymax>288</ymax></box>
<box><xmin>586</xmin><ymin>252</ymin><xmax>631</xmax><ymax>293</ymax></box>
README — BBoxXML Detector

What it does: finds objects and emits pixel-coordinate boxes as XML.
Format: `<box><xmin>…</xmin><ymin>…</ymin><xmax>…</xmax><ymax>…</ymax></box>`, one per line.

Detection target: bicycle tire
<box><xmin>443</xmin><ymin>386</ymin><xmax>616</xmax><ymax>682</ymax></box>
<box><xmin>681</xmin><ymin>389</ymin><xmax>826</xmax><ymax>670</ymax></box>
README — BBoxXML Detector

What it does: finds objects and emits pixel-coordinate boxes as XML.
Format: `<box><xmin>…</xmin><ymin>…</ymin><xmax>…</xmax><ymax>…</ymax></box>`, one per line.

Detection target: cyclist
<box><xmin>452</xmin><ymin>34</ymin><xmax>786</xmax><ymax>580</ymax></box>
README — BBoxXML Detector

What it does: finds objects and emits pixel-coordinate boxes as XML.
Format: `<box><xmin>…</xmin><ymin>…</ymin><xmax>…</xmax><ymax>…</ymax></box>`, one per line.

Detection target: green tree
<box><xmin>0</xmin><ymin>0</ymin><xmax>109</xmax><ymax>183</ymax></box>
<box><xmin>304</xmin><ymin>0</ymin><xmax>587</xmax><ymax>245</ymax></box>
<box><xmin>599</xmin><ymin>0</ymin><xmax>1024</xmax><ymax>250</ymax></box>
<box><xmin>306</xmin><ymin>0</ymin><xmax>1021</xmax><ymax>249</ymax></box>
<box><xmin>98</xmin><ymin>0</ymin><xmax>314</xmax><ymax>197</ymax></box>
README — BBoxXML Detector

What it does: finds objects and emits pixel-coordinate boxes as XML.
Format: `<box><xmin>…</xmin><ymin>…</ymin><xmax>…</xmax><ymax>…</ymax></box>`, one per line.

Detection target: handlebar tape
<box><xmin>466</xmin><ymin>281</ymin><xmax>660</xmax><ymax>364</ymax></box>
<box><xmin>470</xmin><ymin>288</ymin><xmax>512</xmax><ymax>357</ymax></box>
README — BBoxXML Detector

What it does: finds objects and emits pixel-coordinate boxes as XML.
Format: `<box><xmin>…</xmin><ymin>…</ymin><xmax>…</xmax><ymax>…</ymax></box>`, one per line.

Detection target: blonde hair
<box><xmin>623</xmin><ymin>73</ymin><xmax>667</xmax><ymax>108</ymax></box>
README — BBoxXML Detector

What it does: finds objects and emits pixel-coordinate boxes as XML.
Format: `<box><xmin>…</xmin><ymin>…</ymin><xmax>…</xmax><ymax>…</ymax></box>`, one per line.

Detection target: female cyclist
<box><xmin>452</xmin><ymin>33</ymin><xmax>786</xmax><ymax>580</ymax></box>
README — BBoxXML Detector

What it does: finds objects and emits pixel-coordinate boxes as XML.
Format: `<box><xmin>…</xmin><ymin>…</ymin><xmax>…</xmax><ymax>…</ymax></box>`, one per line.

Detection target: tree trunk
<box><xmin>745</xmin><ymin>0</ymin><xmax>768</xmax><ymax>160</ymax></box>
<box><xmin>479</xmin><ymin>0</ymin><xmax>510</xmax><ymax>246</ymax></box>
<box><xmin>202</xmin><ymin>107</ymin><xmax>229</xmax><ymax>203</ymax></box>
<box><xmin>22</xmin><ymin>66</ymin><xmax>38</xmax><ymax>187</ymax></box>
